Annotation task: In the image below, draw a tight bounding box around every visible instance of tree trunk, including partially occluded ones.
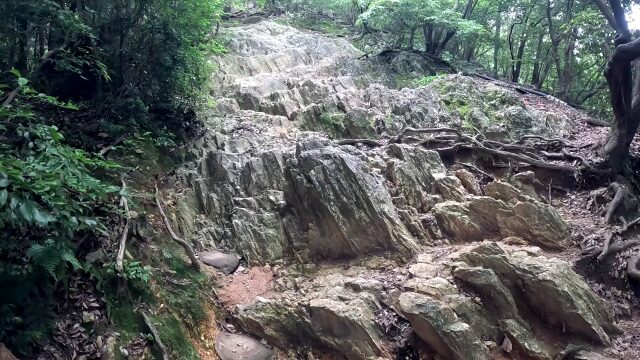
[408,27,415,50]
[512,33,527,83]
[430,30,442,55]
[15,16,29,74]
[493,9,502,77]
[423,25,433,53]
[601,36,640,172]
[593,0,640,172]
[558,29,576,100]
[464,41,475,62]
[531,33,544,88]
[435,0,475,56]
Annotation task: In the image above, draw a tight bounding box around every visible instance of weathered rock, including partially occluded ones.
[454,169,482,195]
[431,75,570,140]
[214,333,274,360]
[284,143,419,260]
[199,250,241,274]
[0,343,18,360]
[496,200,570,249]
[485,180,531,202]
[452,264,518,318]
[385,144,446,205]
[458,242,618,345]
[402,277,457,299]
[236,274,386,360]
[433,181,569,249]
[432,196,505,242]
[434,175,467,201]
[499,319,554,360]
[398,292,491,360]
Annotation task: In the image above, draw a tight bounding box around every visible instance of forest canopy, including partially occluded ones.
[280,0,640,119]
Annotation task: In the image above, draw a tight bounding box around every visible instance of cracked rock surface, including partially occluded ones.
[172,19,618,359]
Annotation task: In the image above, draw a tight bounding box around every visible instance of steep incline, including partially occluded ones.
[173,20,621,359]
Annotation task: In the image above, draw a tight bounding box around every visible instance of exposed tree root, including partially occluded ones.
[517,134,576,148]
[627,251,640,281]
[115,180,130,274]
[337,138,383,147]
[140,310,170,360]
[98,132,129,157]
[340,127,609,174]
[604,182,626,224]
[458,162,494,180]
[598,231,614,261]
[155,183,201,271]
[582,238,640,261]
[621,215,640,233]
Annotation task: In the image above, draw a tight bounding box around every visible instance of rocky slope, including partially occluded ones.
[172,19,623,359]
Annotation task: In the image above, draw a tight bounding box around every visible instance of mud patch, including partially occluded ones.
[218,266,275,309]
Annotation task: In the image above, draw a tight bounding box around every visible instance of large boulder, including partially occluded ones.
[398,292,492,360]
[432,181,570,249]
[432,196,506,242]
[283,142,419,260]
[458,242,618,345]
[236,274,387,360]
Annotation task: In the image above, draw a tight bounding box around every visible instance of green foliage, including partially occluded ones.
[359,0,484,41]
[0,0,225,147]
[155,314,201,360]
[0,81,117,354]
[316,112,346,136]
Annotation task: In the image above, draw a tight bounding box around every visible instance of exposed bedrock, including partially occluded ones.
[170,19,618,360]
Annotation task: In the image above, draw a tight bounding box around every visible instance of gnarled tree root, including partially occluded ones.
[627,251,640,281]
[155,184,201,271]
[582,238,640,261]
[604,182,626,224]
[338,127,606,174]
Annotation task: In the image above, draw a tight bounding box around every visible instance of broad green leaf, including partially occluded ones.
[19,200,35,222]
[0,189,7,206]
[33,209,55,226]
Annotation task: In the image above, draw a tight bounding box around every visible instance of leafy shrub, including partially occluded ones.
[0,77,117,355]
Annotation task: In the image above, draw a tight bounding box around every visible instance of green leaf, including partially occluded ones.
[18,200,35,223]
[61,251,82,271]
[33,209,55,226]
[17,77,29,87]
[0,189,7,206]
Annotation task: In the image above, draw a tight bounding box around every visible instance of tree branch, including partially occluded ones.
[591,0,618,32]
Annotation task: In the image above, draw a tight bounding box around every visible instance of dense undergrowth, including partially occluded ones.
[0,0,228,357]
